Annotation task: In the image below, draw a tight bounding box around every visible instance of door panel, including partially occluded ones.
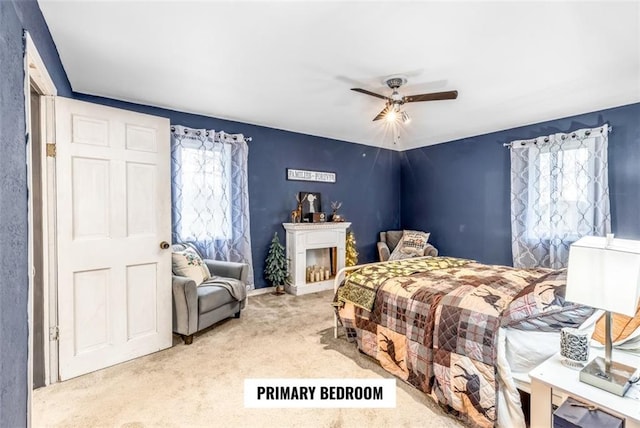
[72,157,110,239]
[125,124,157,152]
[126,162,156,236]
[73,269,110,354]
[55,97,171,380]
[126,263,158,340]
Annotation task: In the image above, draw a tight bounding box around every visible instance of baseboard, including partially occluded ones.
[247,286,276,297]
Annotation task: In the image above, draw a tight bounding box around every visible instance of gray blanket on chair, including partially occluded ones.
[200,277,247,307]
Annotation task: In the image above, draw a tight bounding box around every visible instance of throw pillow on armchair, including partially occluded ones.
[171,247,211,285]
[388,230,431,261]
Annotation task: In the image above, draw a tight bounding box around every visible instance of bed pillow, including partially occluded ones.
[388,230,430,261]
[592,304,640,345]
[172,247,211,286]
[501,269,595,331]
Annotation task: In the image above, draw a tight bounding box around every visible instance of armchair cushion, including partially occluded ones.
[198,285,239,313]
[172,247,211,286]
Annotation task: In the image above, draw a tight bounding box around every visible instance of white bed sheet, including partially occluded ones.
[497,328,525,427]
[496,328,566,427]
[505,328,560,374]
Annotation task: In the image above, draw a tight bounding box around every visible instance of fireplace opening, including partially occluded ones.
[305,247,337,283]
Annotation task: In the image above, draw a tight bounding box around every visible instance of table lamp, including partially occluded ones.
[565,234,640,396]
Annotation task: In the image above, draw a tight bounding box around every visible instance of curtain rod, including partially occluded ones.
[170,126,252,142]
[503,125,612,148]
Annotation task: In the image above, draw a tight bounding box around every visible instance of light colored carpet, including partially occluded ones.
[33,290,465,428]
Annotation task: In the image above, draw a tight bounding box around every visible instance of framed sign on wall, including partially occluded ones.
[287,168,336,183]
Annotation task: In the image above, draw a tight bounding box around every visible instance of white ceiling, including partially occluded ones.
[38,1,640,151]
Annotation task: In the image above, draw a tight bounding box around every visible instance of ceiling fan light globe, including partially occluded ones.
[386,110,397,123]
[401,111,411,124]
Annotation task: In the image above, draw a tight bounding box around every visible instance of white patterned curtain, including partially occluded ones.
[510,124,611,269]
[171,125,254,288]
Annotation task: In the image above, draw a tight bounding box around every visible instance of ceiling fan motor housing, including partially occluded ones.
[385,76,407,89]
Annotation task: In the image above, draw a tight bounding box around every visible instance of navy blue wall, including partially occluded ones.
[401,103,640,266]
[73,94,402,288]
[0,1,71,426]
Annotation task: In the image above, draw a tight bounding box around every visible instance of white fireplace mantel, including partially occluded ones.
[283,222,351,295]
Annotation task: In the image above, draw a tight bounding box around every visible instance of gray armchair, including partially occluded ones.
[377,230,438,262]
[172,243,248,345]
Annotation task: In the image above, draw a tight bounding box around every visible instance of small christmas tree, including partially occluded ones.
[264,232,291,295]
[345,230,359,267]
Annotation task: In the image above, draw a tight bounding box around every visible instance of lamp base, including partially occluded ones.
[579,356,637,396]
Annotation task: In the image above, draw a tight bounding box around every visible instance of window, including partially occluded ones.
[526,143,593,240]
[178,143,232,241]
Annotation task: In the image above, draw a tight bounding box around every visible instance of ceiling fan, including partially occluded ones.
[351,76,458,123]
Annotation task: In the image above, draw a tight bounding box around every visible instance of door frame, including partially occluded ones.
[24,30,58,418]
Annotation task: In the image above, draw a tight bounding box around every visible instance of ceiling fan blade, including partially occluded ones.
[351,88,390,101]
[404,90,458,103]
[373,106,389,121]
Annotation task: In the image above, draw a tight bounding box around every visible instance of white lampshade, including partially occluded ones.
[566,236,640,317]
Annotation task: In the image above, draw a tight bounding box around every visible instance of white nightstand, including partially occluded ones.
[529,349,640,428]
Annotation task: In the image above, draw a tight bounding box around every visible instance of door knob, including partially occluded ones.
[160,241,170,250]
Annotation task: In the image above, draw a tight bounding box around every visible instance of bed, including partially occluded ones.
[332,256,596,428]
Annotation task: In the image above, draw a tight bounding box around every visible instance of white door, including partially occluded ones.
[55,97,172,380]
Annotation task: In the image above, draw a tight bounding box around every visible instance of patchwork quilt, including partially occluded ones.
[336,256,472,311]
[335,259,594,428]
